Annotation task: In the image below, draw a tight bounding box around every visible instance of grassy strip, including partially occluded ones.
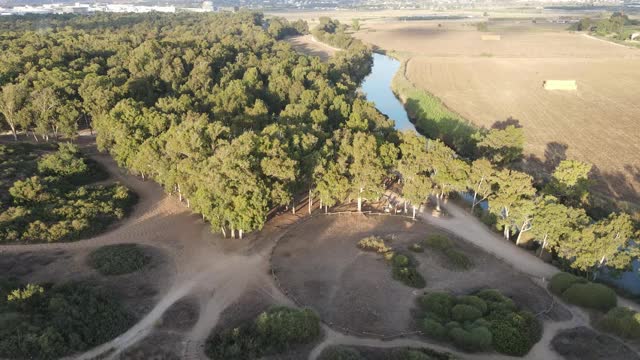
[88,244,151,276]
[423,235,473,271]
[390,57,479,158]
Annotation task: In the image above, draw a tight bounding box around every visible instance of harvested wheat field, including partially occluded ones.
[356,20,640,203]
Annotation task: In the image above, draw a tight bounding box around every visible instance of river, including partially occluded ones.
[361,53,416,131]
[361,52,640,294]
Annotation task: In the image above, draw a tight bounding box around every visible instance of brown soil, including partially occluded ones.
[285,34,338,61]
[551,326,640,360]
[157,296,200,332]
[272,214,569,337]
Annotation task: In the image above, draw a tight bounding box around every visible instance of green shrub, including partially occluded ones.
[424,235,452,250]
[409,243,424,253]
[443,248,473,270]
[419,292,454,321]
[319,346,363,360]
[458,296,488,315]
[357,236,391,253]
[549,272,587,296]
[476,289,516,312]
[0,281,133,359]
[392,266,426,289]
[600,307,640,339]
[445,321,462,332]
[449,326,492,351]
[206,307,320,360]
[88,244,150,276]
[490,320,531,356]
[255,307,320,353]
[451,304,483,322]
[421,318,447,339]
[393,254,410,267]
[562,283,617,311]
[416,289,541,355]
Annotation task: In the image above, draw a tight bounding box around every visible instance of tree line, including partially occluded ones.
[0,12,637,277]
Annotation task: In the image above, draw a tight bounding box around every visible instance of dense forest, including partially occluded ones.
[0,12,637,279]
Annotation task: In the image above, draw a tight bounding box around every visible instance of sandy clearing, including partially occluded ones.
[285,34,338,61]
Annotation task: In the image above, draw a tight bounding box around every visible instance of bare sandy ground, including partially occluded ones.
[285,34,338,61]
[272,214,569,337]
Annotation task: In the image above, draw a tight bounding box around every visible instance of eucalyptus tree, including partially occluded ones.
[545,159,593,207]
[488,169,536,241]
[563,213,637,279]
[530,197,589,257]
[477,125,524,166]
[397,131,432,218]
[426,139,469,212]
[0,82,28,140]
[467,158,497,212]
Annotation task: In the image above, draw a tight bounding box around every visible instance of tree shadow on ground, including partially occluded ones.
[491,116,522,130]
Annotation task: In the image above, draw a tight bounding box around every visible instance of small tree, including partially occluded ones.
[0,82,28,141]
[467,158,496,211]
[477,125,524,166]
[488,169,535,241]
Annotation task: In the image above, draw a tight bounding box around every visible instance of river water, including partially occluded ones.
[361,52,640,294]
[361,53,415,131]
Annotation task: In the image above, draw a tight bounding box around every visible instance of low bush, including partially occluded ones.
[319,346,363,360]
[419,292,454,321]
[600,307,640,339]
[357,236,391,253]
[562,283,617,311]
[549,272,587,296]
[424,235,452,250]
[0,281,133,359]
[392,265,426,289]
[443,248,473,270]
[88,244,150,276]
[421,318,447,339]
[393,254,410,267]
[424,235,473,270]
[451,304,483,322]
[458,295,488,315]
[416,289,540,355]
[449,326,492,351]
[205,307,320,360]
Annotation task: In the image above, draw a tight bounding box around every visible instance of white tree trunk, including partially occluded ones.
[292,197,296,214]
[412,206,416,220]
[221,227,226,238]
[239,229,243,239]
[308,190,313,214]
[231,228,235,239]
[404,201,407,213]
[357,195,362,212]
[325,205,328,213]
[539,235,548,258]
[504,226,510,241]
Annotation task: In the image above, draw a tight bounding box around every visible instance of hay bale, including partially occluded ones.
[481,35,501,41]
[543,80,577,91]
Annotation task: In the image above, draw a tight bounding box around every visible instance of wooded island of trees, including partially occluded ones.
[0,13,637,279]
